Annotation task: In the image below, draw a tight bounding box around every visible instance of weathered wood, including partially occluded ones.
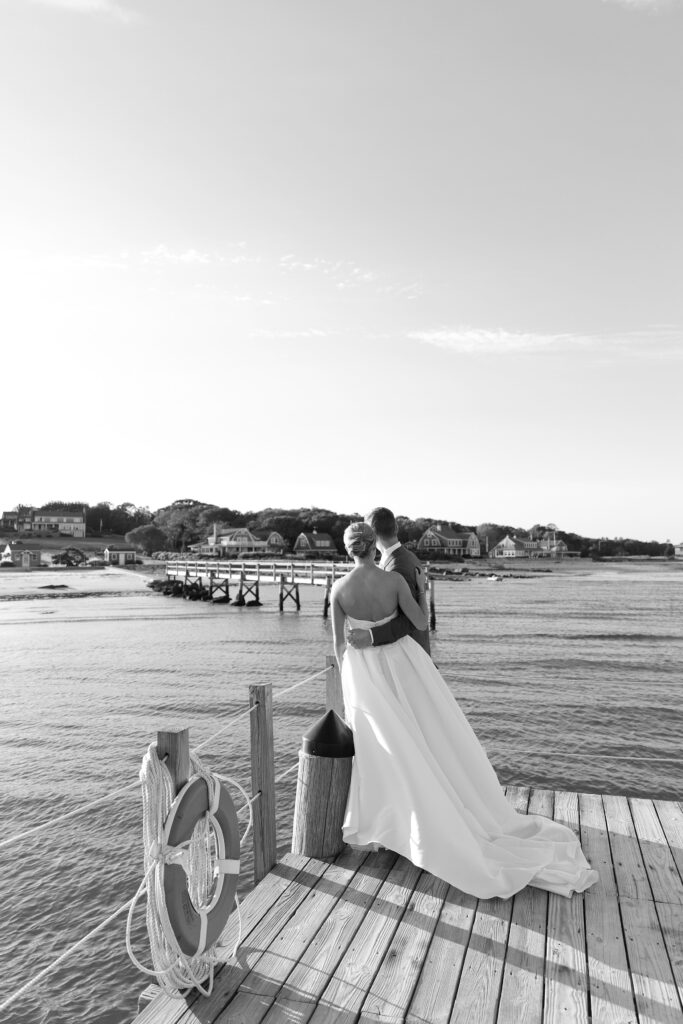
[264,851,398,1024]
[133,854,315,1024]
[222,849,368,1024]
[656,901,683,1011]
[250,682,277,884]
[448,788,529,1024]
[603,794,652,901]
[428,575,436,630]
[497,787,549,1024]
[308,857,422,1023]
[544,790,590,1024]
[360,869,449,1023]
[620,896,683,1023]
[155,727,189,795]
[630,797,683,905]
[325,654,344,719]
[655,800,683,881]
[580,792,637,1024]
[405,885,477,1024]
[291,751,352,858]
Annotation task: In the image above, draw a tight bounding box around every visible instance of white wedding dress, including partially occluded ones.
[342,613,599,899]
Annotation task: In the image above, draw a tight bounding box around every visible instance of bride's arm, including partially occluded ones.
[395,575,427,631]
[331,588,347,672]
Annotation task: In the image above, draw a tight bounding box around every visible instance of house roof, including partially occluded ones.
[37,505,86,517]
[297,531,336,548]
[105,544,136,552]
[252,528,282,540]
[494,535,527,550]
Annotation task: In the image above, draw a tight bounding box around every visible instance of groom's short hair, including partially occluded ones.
[366,507,397,540]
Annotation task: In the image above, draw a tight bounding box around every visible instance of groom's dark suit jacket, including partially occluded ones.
[370,545,431,655]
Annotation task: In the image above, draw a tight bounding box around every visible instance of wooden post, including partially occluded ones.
[326,655,344,719]
[249,683,276,884]
[429,574,436,631]
[322,576,332,619]
[156,726,190,795]
[294,583,300,610]
[278,573,284,612]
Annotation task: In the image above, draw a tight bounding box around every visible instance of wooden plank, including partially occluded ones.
[497,787,551,1024]
[447,788,531,1024]
[405,886,477,1024]
[630,799,683,905]
[359,869,450,1023]
[218,848,368,1023]
[654,800,683,883]
[308,856,423,1024]
[262,851,398,1024]
[603,794,652,902]
[579,792,618,898]
[580,793,638,1024]
[620,896,683,1023]
[656,901,683,1011]
[544,790,589,1024]
[132,854,315,1024]
[171,856,337,1024]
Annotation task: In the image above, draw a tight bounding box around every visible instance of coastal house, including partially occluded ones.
[490,532,569,558]
[417,525,481,558]
[1,543,41,567]
[293,530,338,557]
[675,542,683,559]
[103,544,137,566]
[2,505,87,538]
[199,525,288,558]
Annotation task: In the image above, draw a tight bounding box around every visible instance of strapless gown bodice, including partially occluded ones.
[346,611,398,630]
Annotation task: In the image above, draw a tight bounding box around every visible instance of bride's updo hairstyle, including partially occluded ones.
[343,521,376,559]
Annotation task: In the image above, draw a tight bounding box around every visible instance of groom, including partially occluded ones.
[346,506,431,656]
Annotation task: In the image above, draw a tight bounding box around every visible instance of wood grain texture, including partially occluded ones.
[544,789,589,1024]
[359,870,450,1023]
[603,794,652,902]
[630,798,683,906]
[620,896,683,1024]
[250,683,277,884]
[655,801,683,882]
[307,856,422,1024]
[325,655,344,719]
[262,851,398,1024]
[496,787,550,1024]
[580,793,638,1024]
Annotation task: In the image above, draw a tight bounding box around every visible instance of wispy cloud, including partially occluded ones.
[29,0,138,24]
[409,326,683,356]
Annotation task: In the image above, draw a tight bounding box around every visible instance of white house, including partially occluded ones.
[31,506,87,538]
[104,544,137,566]
[199,525,287,557]
[1,543,41,567]
[293,530,338,557]
[490,533,569,558]
[417,525,481,558]
[675,542,683,559]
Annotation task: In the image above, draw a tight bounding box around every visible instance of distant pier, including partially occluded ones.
[162,559,437,621]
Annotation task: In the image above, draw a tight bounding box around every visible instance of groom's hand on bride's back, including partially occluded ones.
[347,628,372,649]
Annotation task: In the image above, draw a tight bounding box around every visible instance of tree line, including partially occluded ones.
[10,500,674,558]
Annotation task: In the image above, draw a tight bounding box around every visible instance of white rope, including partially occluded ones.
[0,666,329,852]
[0,896,134,1016]
[125,744,253,1000]
[274,762,299,784]
[275,666,330,700]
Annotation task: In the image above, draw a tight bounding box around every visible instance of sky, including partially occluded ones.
[1,0,681,541]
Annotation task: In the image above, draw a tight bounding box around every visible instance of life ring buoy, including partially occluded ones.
[161,774,240,957]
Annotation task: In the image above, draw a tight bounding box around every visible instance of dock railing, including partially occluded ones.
[0,657,343,1017]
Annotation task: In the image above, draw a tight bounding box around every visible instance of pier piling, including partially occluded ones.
[249,683,276,884]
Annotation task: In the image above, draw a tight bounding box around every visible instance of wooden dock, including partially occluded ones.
[132,785,683,1024]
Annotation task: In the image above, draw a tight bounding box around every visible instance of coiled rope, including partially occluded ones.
[125,743,253,999]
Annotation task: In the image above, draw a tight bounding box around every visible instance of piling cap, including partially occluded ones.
[302,710,354,758]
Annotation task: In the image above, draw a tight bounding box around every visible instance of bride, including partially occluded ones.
[331,520,598,900]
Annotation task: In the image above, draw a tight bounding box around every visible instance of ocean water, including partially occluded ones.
[1,562,681,1024]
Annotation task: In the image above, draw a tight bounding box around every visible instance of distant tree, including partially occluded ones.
[125,525,168,555]
[51,547,87,566]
